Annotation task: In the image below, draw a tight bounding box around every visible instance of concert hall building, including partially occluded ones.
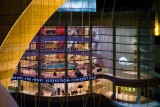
[1,0,160,107]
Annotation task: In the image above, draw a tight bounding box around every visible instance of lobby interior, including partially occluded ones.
[1,0,160,107]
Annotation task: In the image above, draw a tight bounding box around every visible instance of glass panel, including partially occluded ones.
[58,0,96,12]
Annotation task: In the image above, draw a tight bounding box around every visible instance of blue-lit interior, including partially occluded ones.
[44,63,75,69]
[57,0,96,12]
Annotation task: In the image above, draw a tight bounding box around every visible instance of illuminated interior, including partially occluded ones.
[9,25,155,103]
[1,0,160,106]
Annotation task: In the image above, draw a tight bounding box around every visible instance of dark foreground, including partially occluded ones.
[11,92,120,107]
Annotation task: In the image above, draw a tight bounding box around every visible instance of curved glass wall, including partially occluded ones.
[9,25,154,103]
[139,28,155,77]
[92,26,113,75]
[115,27,155,79]
[116,27,138,78]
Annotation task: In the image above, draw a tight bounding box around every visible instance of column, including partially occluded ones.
[29,41,32,70]
[37,33,42,95]
[137,27,140,79]
[136,23,141,103]
[112,24,116,100]
[136,88,141,103]
[89,25,93,92]
[136,13,141,102]
[65,26,68,95]
[17,61,21,91]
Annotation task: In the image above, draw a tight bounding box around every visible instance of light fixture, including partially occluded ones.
[119,57,133,65]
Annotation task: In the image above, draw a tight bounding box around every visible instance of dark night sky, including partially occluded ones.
[97,0,160,45]
[97,0,151,11]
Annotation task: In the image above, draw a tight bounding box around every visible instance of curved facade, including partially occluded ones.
[0,0,66,88]
[9,11,158,103]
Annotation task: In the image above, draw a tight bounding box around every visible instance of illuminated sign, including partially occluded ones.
[11,74,97,83]
[58,0,96,12]
[119,57,133,65]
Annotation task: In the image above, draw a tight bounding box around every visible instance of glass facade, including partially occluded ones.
[9,25,155,103]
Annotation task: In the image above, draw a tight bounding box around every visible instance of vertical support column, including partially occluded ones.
[72,41,75,49]
[89,25,93,92]
[136,88,141,103]
[112,24,116,100]
[113,25,116,77]
[65,26,68,95]
[112,82,116,100]
[17,61,21,91]
[137,27,140,79]
[37,34,42,95]
[29,42,32,70]
[136,25,141,103]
